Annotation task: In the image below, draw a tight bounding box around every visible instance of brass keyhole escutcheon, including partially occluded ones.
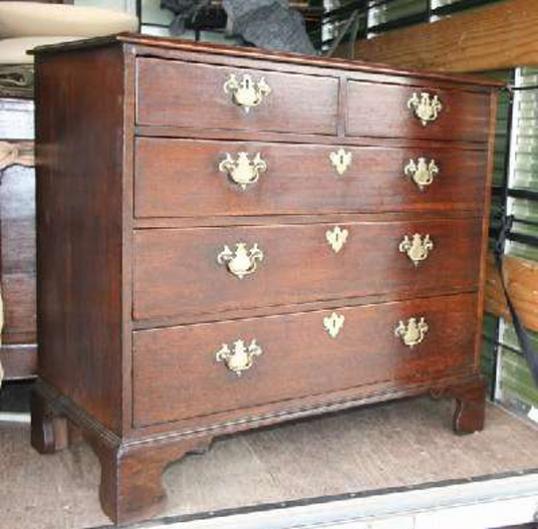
[326,226,349,253]
[329,148,352,176]
[323,311,345,338]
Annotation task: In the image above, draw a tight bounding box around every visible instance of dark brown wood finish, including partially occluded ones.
[87,431,212,525]
[31,388,69,454]
[31,35,500,524]
[136,127,492,150]
[137,58,339,135]
[473,92,498,372]
[136,57,491,142]
[133,293,477,427]
[134,218,482,322]
[135,138,488,218]
[346,81,491,142]
[34,46,125,434]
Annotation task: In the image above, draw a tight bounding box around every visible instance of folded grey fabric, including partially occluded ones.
[223,0,316,55]
[161,0,316,55]
[223,0,286,21]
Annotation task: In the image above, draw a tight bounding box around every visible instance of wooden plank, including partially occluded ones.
[345,0,538,72]
[485,252,538,332]
[0,344,37,380]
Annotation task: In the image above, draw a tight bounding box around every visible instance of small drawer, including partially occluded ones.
[133,218,482,322]
[133,292,477,427]
[135,138,488,218]
[346,81,491,142]
[136,58,339,135]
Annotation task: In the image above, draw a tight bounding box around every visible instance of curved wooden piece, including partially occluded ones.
[88,435,213,525]
[30,389,68,454]
[431,377,486,435]
[451,378,487,434]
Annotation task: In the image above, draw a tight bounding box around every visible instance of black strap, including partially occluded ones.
[494,215,538,386]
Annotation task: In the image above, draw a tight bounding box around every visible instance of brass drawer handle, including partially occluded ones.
[395,317,429,348]
[326,225,349,253]
[404,158,439,191]
[223,73,271,112]
[219,152,267,190]
[407,92,442,126]
[399,233,433,266]
[329,148,352,176]
[217,242,264,279]
[323,311,345,338]
[216,338,262,376]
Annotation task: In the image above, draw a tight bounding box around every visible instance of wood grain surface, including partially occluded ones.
[35,46,125,435]
[485,252,538,332]
[350,0,538,73]
[135,138,488,218]
[133,293,477,426]
[137,58,339,135]
[346,81,491,142]
[133,218,482,322]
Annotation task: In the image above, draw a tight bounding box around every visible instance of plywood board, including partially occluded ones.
[485,252,538,332]
[345,0,538,72]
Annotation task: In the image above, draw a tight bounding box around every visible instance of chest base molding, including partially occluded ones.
[31,374,486,524]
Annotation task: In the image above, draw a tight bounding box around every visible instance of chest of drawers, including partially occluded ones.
[30,34,501,524]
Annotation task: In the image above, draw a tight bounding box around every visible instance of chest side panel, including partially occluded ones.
[35,46,126,434]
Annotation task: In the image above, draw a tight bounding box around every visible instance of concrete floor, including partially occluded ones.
[1,397,537,529]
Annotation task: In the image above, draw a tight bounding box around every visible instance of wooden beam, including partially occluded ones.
[0,344,37,380]
[344,0,538,73]
[485,252,538,332]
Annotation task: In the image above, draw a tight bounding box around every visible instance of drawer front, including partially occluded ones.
[133,293,477,427]
[133,218,482,321]
[136,58,338,135]
[135,138,487,218]
[347,81,491,142]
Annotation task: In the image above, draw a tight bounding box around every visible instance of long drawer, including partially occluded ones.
[134,138,488,218]
[136,58,339,135]
[346,81,491,142]
[133,292,477,427]
[133,218,482,321]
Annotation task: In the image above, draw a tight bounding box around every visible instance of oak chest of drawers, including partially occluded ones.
[31,34,501,524]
